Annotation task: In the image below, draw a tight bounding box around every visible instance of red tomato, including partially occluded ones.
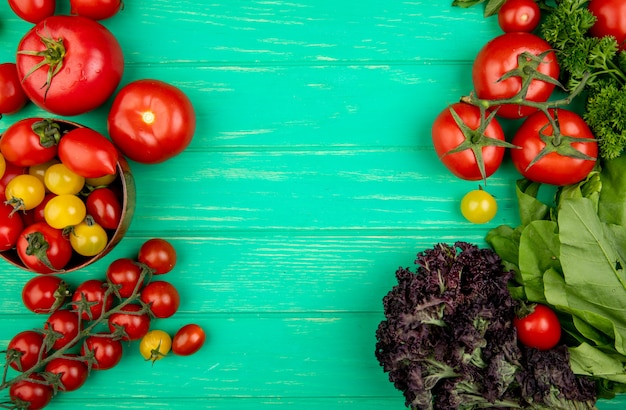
[108,79,196,164]
[510,108,598,186]
[16,15,124,116]
[140,280,180,318]
[0,202,24,251]
[9,374,53,410]
[431,102,508,181]
[45,355,89,391]
[498,0,541,33]
[108,303,151,341]
[70,0,122,20]
[138,238,177,274]
[0,161,27,200]
[81,333,123,370]
[514,304,561,350]
[86,187,122,229]
[6,330,46,371]
[72,279,114,320]
[588,0,626,51]
[472,32,560,119]
[22,274,69,314]
[58,127,119,178]
[45,309,81,350]
[23,192,55,226]
[8,0,56,24]
[16,221,73,274]
[0,118,60,167]
[106,257,146,298]
[0,63,29,115]
[172,324,206,356]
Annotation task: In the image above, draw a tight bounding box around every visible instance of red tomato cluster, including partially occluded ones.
[6,238,205,409]
[432,0,598,187]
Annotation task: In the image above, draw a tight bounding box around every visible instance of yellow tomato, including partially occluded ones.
[85,173,117,187]
[28,158,60,188]
[44,194,87,229]
[70,219,108,256]
[5,174,46,211]
[460,189,498,224]
[44,163,85,195]
[139,330,172,364]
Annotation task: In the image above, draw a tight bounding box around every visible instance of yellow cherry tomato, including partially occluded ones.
[44,194,87,229]
[0,153,6,179]
[70,218,108,256]
[44,163,85,195]
[139,330,172,364]
[5,174,46,211]
[29,158,60,188]
[85,173,117,187]
[460,189,498,224]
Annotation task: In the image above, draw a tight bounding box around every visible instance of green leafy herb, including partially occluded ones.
[451,0,506,16]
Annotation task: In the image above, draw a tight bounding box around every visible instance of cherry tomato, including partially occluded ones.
[81,333,123,370]
[0,118,60,167]
[85,173,117,187]
[23,193,55,226]
[138,238,177,274]
[0,161,27,201]
[44,355,89,391]
[70,218,108,256]
[8,0,56,24]
[106,257,146,298]
[108,303,151,341]
[44,163,85,195]
[70,0,122,20]
[0,202,24,251]
[108,79,196,164]
[5,174,46,212]
[472,32,560,119]
[16,221,73,274]
[140,280,180,318]
[6,330,46,371]
[44,194,87,229]
[588,0,626,51]
[510,109,598,186]
[45,309,81,350]
[86,187,122,229]
[9,374,53,410]
[71,279,113,320]
[0,63,29,115]
[514,303,561,350]
[460,189,498,224]
[497,0,541,33]
[28,158,60,188]
[58,127,119,178]
[431,102,507,181]
[172,324,206,356]
[22,274,70,314]
[16,15,124,116]
[139,329,172,363]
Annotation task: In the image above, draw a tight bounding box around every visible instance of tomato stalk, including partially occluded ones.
[30,119,62,149]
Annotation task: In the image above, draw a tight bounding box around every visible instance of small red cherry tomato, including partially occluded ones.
[45,309,82,350]
[71,279,114,320]
[0,202,24,251]
[106,257,146,298]
[140,280,180,318]
[9,374,53,410]
[81,333,123,370]
[108,303,151,341]
[44,355,89,391]
[0,63,29,115]
[498,0,541,33]
[8,0,56,24]
[6,330,46,371]
[172,324,206,356]
[514,303,562,350]
[70,0,123,20]
[22,274,70,314]
[138,238,177,274]
[86,187,122,229]
[16,221,73,274]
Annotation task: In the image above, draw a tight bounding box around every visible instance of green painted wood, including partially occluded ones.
[0,1,623,409]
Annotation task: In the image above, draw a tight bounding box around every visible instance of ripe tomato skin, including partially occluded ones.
[58,128,119,178]
[140,280,181,318]
[172,324,206,356]
[460,189,498,224]
[16,221,73,273]
[472,32,559,119]
[6,330,46,371]
[44,193,87,229]
[81,333,123,370]
[514,304,561,350]
[139,329,172,362]
[0,63,29,115]
[0,202,24,251]
[16,15,124,116]
[0,162,27,201]
[138,238,177,274]
[45,309,81,350]
[0,118,60,167]
[432,102,507,181]
[9,374,53,410]
[70,0,122,20]
[108,303,151,341]
[70,218,108,256]
[8,0,56,24]
[108,79,196,164]
[510,109,598,186]
[72,279,113,320]
[86,187,122,230]
[106,257,145,298]
[588,0,626,51]
[44,355,89,391]
[498,0,541,33]
[5,174,46,212]
[22,274,69,314]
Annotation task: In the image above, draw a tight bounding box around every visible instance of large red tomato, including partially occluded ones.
[107,79,196,164]
[472,32,560,119]
[588,0,626,51]
[16,221,73,274]
[16,15,124,116]
[0,63,29,115]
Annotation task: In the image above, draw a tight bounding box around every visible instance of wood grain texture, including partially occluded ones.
[0,1,622,408]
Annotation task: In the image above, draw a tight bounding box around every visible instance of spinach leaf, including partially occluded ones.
[518,220,560,303]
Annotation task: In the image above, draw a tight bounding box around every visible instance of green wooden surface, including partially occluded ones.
[0,1,623,408]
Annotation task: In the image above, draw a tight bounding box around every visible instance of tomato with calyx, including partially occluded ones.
[0,118,60,167]
[72,279,113,320]
[45,355,89,391]
[108,79,196,164]
[432,102,512,181]
[106,257,146,298]
[140,329,172,363]
[58,127,119,178]
[0,63,29,115]
[70,0,122,20]
[514,303,561,350]
[588,0,626,51]
[22,275,70,314]
[510,108,598,186]
[9,374,53,410]
[140,280,180,318]
[472,32,560,119]
[81,333,123,370]
[16,221,73,273]
[44,309,81,350]
[8,0,55,24]
[16,15,124,116]
[498,0,541,33]
[5,174,46,213]
[108,303,151,341]
[6,330,47,371]
[86,187,122,229]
